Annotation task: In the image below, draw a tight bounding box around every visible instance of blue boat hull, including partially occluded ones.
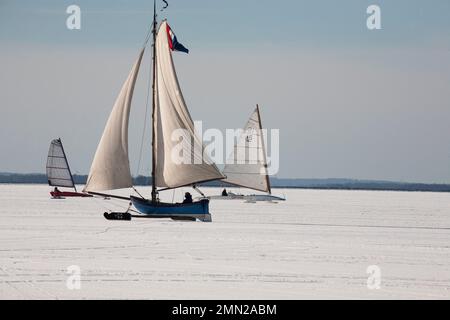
[130,196,212,222]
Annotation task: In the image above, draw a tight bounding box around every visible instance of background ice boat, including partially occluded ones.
[209,105,285,202]
[46,138,92,199]
[83,3,224,222]
[208,191,244,200]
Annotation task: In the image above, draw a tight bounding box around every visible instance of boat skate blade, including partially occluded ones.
[104,212,132,221]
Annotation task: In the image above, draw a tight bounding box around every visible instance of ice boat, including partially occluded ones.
[83,2,224,222]
[46,138,92,198]
[209,106,285,202]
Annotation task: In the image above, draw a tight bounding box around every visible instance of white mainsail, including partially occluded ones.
[154,21,224,188]
[46,139,75,189]
[84,49,145,192]
[222,107,271,193]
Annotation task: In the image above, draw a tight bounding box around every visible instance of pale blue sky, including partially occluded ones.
[1,1,450,183]
[2,0,450,48]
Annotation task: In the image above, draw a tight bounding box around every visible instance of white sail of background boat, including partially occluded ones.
[223,105,271,193]
[83,2,224,221]
[46,138,92,198]
[210,105,285,202]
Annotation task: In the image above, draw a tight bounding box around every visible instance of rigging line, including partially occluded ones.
[135,11,156,176]
[142,20,153,48]
[193,185,205,198]
[92,195,126,213]
[161,0,169,11]
[128,209,140,214]
[135,46,153,179]
[132,186,145,199]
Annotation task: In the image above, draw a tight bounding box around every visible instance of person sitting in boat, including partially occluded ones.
[222,188,228,196]
[183,192,193,204]
[54,187,60,193]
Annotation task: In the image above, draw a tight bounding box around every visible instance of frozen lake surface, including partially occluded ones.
[0,184,449,299]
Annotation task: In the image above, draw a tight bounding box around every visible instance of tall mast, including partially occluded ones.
[256,104,271,195]
[151,0,158,202]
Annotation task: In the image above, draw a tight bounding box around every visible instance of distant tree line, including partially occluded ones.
[0,173,152,186]
[1,173,450,193]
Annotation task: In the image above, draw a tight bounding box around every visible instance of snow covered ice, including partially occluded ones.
[0,184,449,299]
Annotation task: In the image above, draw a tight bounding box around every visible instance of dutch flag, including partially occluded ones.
[166,23,189,54]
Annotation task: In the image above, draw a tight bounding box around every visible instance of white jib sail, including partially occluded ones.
[84,49,145,192]
[46,139,75,188]
[154,21,224,188]
[222,107,271,193]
